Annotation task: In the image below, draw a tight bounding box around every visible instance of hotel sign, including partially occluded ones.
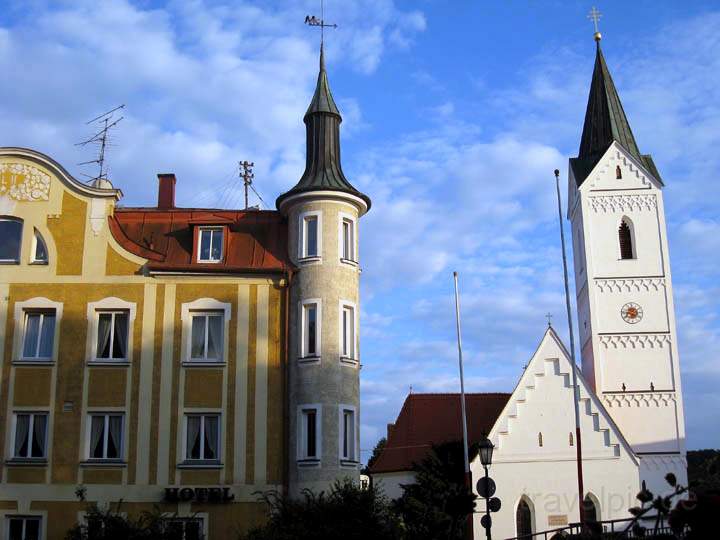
[164,487,235,503]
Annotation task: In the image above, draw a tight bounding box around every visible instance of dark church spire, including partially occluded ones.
[276,45,371,211]
[571,38,662,186]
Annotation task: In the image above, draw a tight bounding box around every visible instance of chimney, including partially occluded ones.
[157,173,176,209]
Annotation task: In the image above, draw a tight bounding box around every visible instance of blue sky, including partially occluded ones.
[1,1,718,461]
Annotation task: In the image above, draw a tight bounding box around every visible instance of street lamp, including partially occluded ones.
[478,438,495,540]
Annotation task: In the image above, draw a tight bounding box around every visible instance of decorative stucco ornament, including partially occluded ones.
[0,162,51,201]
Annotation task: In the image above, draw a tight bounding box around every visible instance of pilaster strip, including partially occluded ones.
[135,283,157,484]
[254,285,269,486]
[233,285,250,483]
[245,285,258,484]
[156,283,176,485]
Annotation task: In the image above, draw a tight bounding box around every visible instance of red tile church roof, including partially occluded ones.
[369,393,511,474]
[109,208,292,273]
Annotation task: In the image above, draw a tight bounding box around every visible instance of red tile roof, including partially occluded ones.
[369,393,511,474]
[109,208,292,273]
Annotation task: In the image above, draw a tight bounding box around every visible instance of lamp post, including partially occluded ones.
[478,438,495,540]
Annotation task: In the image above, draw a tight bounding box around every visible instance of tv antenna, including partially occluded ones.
[76,104,125,184]
[305,0,337,45]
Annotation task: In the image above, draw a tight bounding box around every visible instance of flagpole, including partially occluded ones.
[453,271,473,539]
[553,169,586,528]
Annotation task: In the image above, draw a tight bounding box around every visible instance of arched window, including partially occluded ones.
[584,494,600,523]
[616,165,622,179]
[0,217,23,263]
[569,432,574,446]
[618,219,634,260]
[538,432,543,447]
[32,229,48,264]
[516,497,534,539]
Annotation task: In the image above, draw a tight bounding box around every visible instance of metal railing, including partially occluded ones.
[504,514,681,540]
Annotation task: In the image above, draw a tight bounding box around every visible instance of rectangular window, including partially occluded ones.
[12,413,47,459]
[21,311,55,360]
[162,518,204,540]
[341,408,356,461]
[190,312,224,362]
[300,408,318,459]
[198,227,223,262]
[185,414,220,461]
[88,414,124,460]
[302,215,319,258]
[95,311,129,360]
[341,217,355,261]
[6,516,41,540]
[341,304,355,359]
[0,218,23,263]
[302,303,319,358]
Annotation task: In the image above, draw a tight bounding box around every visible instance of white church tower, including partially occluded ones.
[568,33,687,492]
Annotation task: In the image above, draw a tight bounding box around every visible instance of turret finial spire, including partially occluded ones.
[588,6,602,42]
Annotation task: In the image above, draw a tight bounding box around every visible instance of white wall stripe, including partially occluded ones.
[135,283,156,484]
[156,284,176,485]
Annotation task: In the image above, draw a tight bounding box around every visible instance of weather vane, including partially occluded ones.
[305,0,337,45]
[588,6,602,41]
[546,312,553,327]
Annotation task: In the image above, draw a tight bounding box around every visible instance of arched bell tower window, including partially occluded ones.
[616,165,622,179]
[516,497,534,539]
[618,219,635,260]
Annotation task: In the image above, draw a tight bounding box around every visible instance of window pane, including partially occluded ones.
[185,520,202,540]
[14,414,30,457]
[206,315,223,360]
[112,313,128,359]
[24,518,40,540]
[96,313,112,358]
[203,416,219,460]
[187,416,201,459]
[306,306,316,356]
[8,518,24,540]
[107,416,122,458]
[191,316,206,359]
[90,416,105,458]
[210,230,222,260]
[31,415,47,458]
[306,410,316,458]
[34,231,48,262]
[199,230,211,260]
[23,313,41,357]
[38,314,55,358]
[0,219,22,262]
[305,217,317,257]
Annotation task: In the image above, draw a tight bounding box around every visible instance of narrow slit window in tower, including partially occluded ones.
[619,220,634,260]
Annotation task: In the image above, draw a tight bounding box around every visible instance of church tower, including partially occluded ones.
[568,34,687,489]
[276,45,370,496]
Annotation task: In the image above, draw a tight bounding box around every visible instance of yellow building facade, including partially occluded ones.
[0,148,289,539]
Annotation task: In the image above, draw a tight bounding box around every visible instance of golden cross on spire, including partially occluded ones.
[588,6,603,41]
[546,312,553,327]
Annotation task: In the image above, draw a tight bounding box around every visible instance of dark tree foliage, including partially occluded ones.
[393,441,476,540]
[240,479,403,540]
[686,449,720,495]
[363,437,387,474]
[64,501,193,540]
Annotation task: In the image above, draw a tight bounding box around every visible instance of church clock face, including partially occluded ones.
[621,302,643,324]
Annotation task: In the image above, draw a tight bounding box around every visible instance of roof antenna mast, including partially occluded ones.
[305,0,338,49]
[76,104,125,185]
[240,160,255,210]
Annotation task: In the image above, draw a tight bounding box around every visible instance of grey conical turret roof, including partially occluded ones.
[276,45,371,211]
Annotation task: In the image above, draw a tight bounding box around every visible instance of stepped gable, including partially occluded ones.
[369,393,510,474]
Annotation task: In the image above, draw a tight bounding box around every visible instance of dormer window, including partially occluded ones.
[197,227,223,263]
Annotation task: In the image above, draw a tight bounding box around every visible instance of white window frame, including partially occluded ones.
[13,298,63,364]
[338,405,358,464]
[338,212,357,264]
[181,299,231,365]
[30,229,48,265]
[159,513,208,540]
[197,226,224,263]
[86,298,137,364]
[0,217,23,264]
[11,412,49,460]
[298,210,322,261]
[85,413,125,461]
[338,300,358,366]
[298,299,321,362]
[161,516,207,540]
[297,404,321,464]
[19,311,55,361]
[182,413,222,462]
[4,515,43,540]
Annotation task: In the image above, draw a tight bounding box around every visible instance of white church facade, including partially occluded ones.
[370,35,687,540]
